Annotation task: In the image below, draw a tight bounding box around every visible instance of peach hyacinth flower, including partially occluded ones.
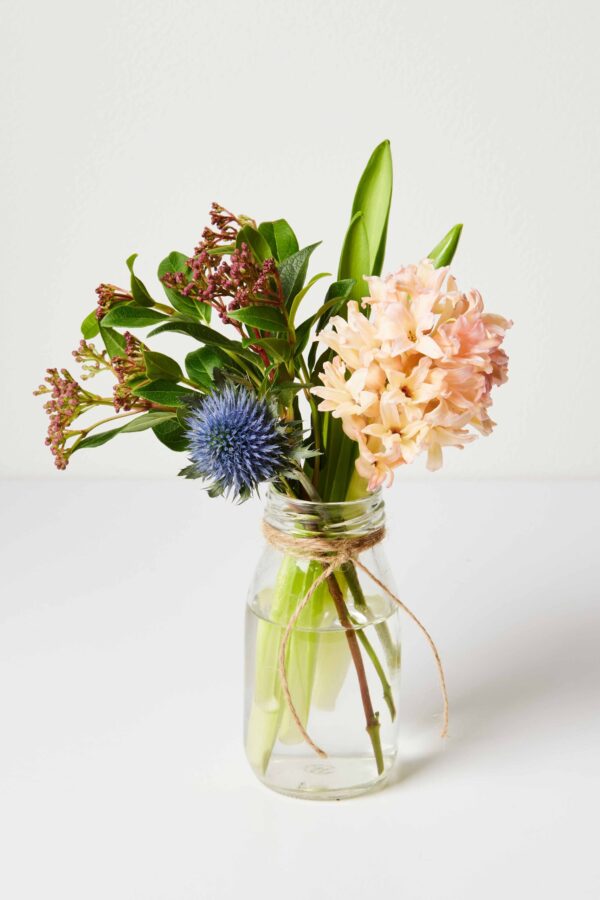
[312,259,512,490]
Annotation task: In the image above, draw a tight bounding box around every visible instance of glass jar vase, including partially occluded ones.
[244,489,401,800]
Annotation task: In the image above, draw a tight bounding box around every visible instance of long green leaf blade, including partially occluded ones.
[288,272,331,327]
[351,139,393,276]
[338,212,370,301]
[428,224,463,268]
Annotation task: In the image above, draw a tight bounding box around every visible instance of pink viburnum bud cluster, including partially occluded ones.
[33,369,88,469]
[160,203,281,328]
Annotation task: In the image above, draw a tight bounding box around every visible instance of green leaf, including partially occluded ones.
[267,380,305,405]
[288,272,331,327]
[241,337,291,362]
[81,310,100,339]
[258,220,299,261]
[338,212,370,300]
[294,319,318,359]
[120,411,177,432]
[75,428,123,450]
[101,305,168,328]
[315,278,355,318]
[126,254,155,307]
[325,421,359,501]
[99,324,127,359]
[185,346,230,389]
[228,305,287,332]
[236,225,273,263]
[152,418,188,451]
[142,349,184,382]
[149,318,261,369]
[73,411,178,453]
[158,251,210,322]
[428,224,463,269]
[131,379,197,407]
[279,243,321,303]
[351,139,393,276]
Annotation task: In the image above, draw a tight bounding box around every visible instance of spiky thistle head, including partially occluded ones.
[181,384,300,501]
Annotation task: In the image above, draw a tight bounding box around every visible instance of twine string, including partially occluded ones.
[262,521,449,757]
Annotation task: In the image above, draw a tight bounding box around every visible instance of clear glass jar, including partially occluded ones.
[244,489,401,800]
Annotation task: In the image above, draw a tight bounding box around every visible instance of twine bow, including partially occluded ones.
[262,521,449,758]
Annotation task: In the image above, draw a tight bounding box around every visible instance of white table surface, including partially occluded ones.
[1,479,599,899]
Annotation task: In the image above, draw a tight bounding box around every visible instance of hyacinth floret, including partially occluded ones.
[182,385,298,500]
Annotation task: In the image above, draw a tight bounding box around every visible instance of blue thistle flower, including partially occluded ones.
[181,385,296,500]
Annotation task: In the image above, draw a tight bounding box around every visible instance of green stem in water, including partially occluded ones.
[325,572,384,776]
[342,560,400,673]
[353,622,396,721]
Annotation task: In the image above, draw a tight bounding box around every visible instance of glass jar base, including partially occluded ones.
[255,753,396,801]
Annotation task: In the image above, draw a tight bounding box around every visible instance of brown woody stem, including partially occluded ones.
[325,571,384,775]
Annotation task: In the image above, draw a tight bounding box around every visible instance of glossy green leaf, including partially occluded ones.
[279,243,321,303]
[142,349,184,382]
[149,318,253,359]
[294,319,317,359]
[428,224,463,268]
[131,379,196,407]
[152,418,188,451]
[75,428,123,450]
[242,337,291,362]
[158,251,210,322]
[258,220,299,261]
[126,254,155,307]
[236,225,273,263]
[351,140,393,276]
[81,310,100,339]
[228,305,287,332]
[99,325,127,359]
[73,411,178,452]
[267,380,306,405]
[338,212,370,300]
[185,346,230,389]
[120,411,177,433]
[101,305,168,328]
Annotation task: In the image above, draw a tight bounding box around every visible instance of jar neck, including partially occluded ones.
[264,488,385,538]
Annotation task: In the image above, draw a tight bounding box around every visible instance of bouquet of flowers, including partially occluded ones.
[36,141,511,797]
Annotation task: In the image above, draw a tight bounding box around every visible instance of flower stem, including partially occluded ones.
[325,572,384,775]
[298,357,322,484]
[342,560,400,672]
[353,624,396,721]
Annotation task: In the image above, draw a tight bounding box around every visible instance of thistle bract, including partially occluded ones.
[182,385,295,500]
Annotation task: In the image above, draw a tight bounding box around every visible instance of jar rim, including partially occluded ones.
[266,485,383,511]
[264,486,385,537]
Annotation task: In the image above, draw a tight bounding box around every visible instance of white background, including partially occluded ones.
[2,3,600,899]
[1,0,599,478]
[1,481,599,899]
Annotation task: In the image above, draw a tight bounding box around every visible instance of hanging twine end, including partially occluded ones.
[440,705,450,739]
